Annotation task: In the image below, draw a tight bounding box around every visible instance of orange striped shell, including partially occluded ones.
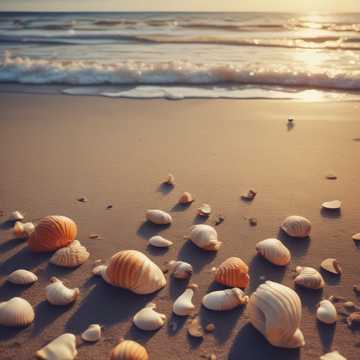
[111,340,149,360]
[214,257,249,289]
[28,215,77,252]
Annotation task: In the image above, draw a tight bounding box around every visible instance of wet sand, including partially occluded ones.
[0,93,359,359]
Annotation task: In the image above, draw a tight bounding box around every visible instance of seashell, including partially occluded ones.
[294,266,324,289]
[145,209,172,225]
[186,224,222,251]
[0,297,35,327]
[320,351,347,360]
[81,324,101,342]
[168,260,193,279]
[164,173,175,186]
[247,281,305,348]
[202,288,248,311]
[13,221,35,238]
[111,340,149,360]
[187,316,204,338]
[133,302,166,331]
[321,258,342,275]
[28,215,77,252]
[46,277,79,306]
[197,203,211,216]
[213,257,249,289]
[9,210,24,222]
[7,269,38,285]
[148,235,173,248]
[105,250,166,294]
[36,333,77,360]
[352,233,360,241]
[50,240,89,268]
[241,189,257,201]
[316,300,337,324]
[281,215,311,238]
[256,238,291,266]
[347,311,360,327]
[179,192,194,204]
[173,284,198,316]
[322,200,341,210]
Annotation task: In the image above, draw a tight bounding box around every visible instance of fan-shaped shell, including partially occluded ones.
[320,351,346,360]
[281,215,311,238]
[81,324,102,342]
[111,340,149,360]
[247,281,305,348]
[28,215,77,252]
[133,303,166,331]
[145,209,172,225]
[46,277,79,306]
[256,238,291,266]
[105,250,166,294]
[202,288,249,311]
[0,297,35,327]
[213,257,249,289]
[316,300,337,324]
[322,200,341,210]
[294,266,324,289]
[50,240,89,268]
[36,333,77,360]
[179,192,194,204]
[173,284,198,316]
[187,224,222,251]
[7,269,38,285]
[148,235,173,248]
[168,260,193,279]
[13,221,35,238]
[9,211,24,222]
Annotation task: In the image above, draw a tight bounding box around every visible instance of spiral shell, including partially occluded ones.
[46,277,79,306]
[7,269,38,285]
[105,250,166,294]
[187,224,222,251]
[28,215,77,252]
[13,221,35,238]
[50,240,89,268]
[281,215,311,238]
[36,333,77,360]
[81,324,102,342]
[316,300,337,324]
[213,257,249,289]
[202,288,249,311]
[168,260,193,279]
[247,281,305,348]
[179,192,194,204]
[111,340,149,360]
[173,284,198,316]
[256,238,291,266]
[294,266,324,289]
[133,303,166,331]
[0,297,35,327]
[145,209,172,225]
[148,235,173,248]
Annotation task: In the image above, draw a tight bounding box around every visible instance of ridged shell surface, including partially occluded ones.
[36,333,77,360]
[256,238,291,266]
[316,300,337,324]
[281,215,311,238]
[145,210,172,225]
[46,278,79,306]
[213,257,249,288]
[0,297,35,327]
[50,240,89,267]
[188,224,222,251]
[294,266,324,289]
[111,340,149,360]
[202,288,249,311]
[133,303,166,331]
[7,269,38,285]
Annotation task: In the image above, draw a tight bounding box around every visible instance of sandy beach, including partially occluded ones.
[0,93,360,359]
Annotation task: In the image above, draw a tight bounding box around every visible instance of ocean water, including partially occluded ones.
[0,11,360,100]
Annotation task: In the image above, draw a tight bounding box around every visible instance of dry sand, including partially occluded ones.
[0,93,359,359]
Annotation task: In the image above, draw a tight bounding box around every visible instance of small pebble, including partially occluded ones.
[106,205,113,209]
[325,173,337,180]
[241,189,257,201]
[77,197,88,203]
[249,217,258,226]
[205,323,216,332]
[214,215,224,226]
[89,234,101,239]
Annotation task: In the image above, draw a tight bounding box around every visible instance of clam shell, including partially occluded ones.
[7,269,38,285]
[9,210,24,221]
[197,203,211,216]
[0,297,35,327]
[13,221,35,238]
[213,257,249,289]
[168,260,193,279]
[316,299,337,324]
[202,288,248,311]
[294,266,324,289]
[81,324,101,342]
[256,238,291,266]
[322,200,341,210]
[352,233,360,241]
[320,351,347,360]
[36,333,77,360]
[145,209,172,225]
[111,340,149,360]
[187,224,222,251]
[321,258,342,275]
[173,284,198,316]
[50,240,89,268]
[133,303,166,331]
[148,235,173,248]
[281,215,311,238]
[179,192,194,204]
[46,277,79,306]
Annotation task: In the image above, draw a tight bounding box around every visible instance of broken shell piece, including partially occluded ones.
[347,311,360,327]
[50,240,89,268]
[354,284,360,294]
[111,340,149,360]
[294,266,324,290]
[256,238,291,266]
[187,316,204,338]
[0,297,35,327]
[13,221,35,238]
[213,257,249,289]
[36,333,77,360]
[164,173,175,186]
[197,203,211,217]
[321,258,342,275]
[133,303,166,331]
[8,211,24,222]
[7,269,38,285]
[168,260,193,279]
[325,174,337,180]
[46,277,80,306]
[202,288,248,311]
[316,300,337,324]
[173,284,198,316]
[281,215,311,238]
[322,200,342,210]
[186,224,222,251]
[179,192,194,204]
[352,233,360,241]
[146,209,172,225]
[93,264,107,276]
[241,189,257,201]
[214,215,224,226]
[148,235,173,248]
[81,324,102,342]
[320,351,347,360]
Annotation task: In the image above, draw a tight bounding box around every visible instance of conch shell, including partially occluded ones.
[173,284,198,316]
[145,209,172,225]
[178,192,194,204]
[148,235,173,248]
[46,277,79,306]
[316,300,337,324]
[81,324,102,342]
[213,257,249,289]
[50,240,89,268]
[111,340,149,360]
[36,333,77,360]
[247,281,305,348]
[281,215,311,238]
[186,224,222,251]
[202,288,248,311]
[294,266,324,289]
[13,221,35,238]
[105,250,166,294]
[168,260,193,279]
[28,215,77,252]
[256,238,291,266]
[0,297,35,327]
[7,269,38,285]
[133,303,166,331]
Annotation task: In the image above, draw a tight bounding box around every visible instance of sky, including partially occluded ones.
[0,0,360,12]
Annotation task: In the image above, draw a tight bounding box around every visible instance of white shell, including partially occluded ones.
[202,288,249,311]
[46,277,79,306]
[320,351,347,360]
[294,266,324,289]
[187,224,222,251]
[9,210,24,221]
[50,240,89,268]
[7,269,38,285]
[93,264,107,276]
[352,233,360,241]
[145,209,172,225]
[197,203,211,216]
[247,281,305,348]
[320,258,342,275]
[36,333,77,360]
[81,324,102,342]
[164,173,175,185]
[173,284,198,316]
[13,221,35,238]
[281,215,311,238]
[256,238,291,266]
[322,200,342,210]
[316,300,337,324]
[0,297,35,327]
[168,260,193,279]
[133,303,166,331]
[148,235,173,248]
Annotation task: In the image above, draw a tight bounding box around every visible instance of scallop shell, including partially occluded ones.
[164,173,175,186]
[256,238,291,266]
[7,269,38,285]
[36,333,77,360]
[46,277,79,306]
[105,250,166,294]
[9,210,24,221]
[247,281,305,348]
[179,192,194,204]
[197,203,211,216]
[202,288,249,311]
[0,297,35,327]
[50,240,89,268]
[148,235,173,248]
[186,224,222,251]
[145,209,172,225]
[281,215,311,238]
[28,215,77,252]
[133,303,166,331]
[81,324,102,342]
[168,260,193,279]
[111,340,149,360]
[320,351,347,360]
[316,300,337,324]
[13,221,35,238]
[213,257,249,289]
[294,266,325,289]
[173,284,198,316]
[321,258,342,275]
[322,200,341,210]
